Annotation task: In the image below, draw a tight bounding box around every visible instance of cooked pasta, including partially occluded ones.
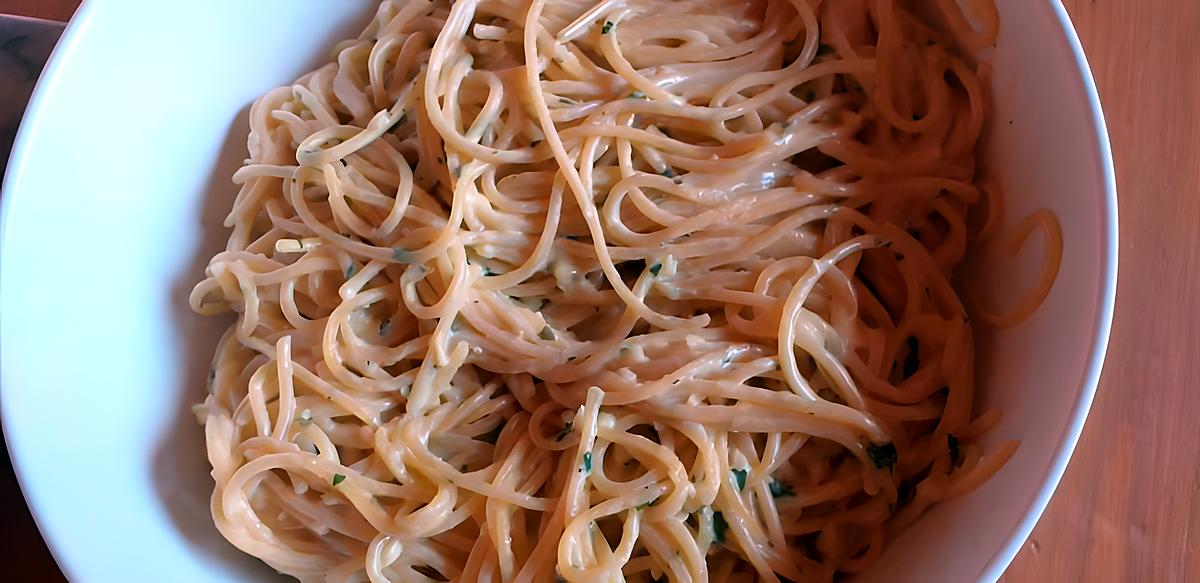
[189,0,1055,580]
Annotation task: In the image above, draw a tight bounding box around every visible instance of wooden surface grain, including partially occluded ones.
[1,0,1198,581]
[1,0,73,22]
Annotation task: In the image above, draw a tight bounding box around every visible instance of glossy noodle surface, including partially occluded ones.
[190,0,1040,580]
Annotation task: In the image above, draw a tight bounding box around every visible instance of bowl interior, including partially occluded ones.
[0,1,1113,581]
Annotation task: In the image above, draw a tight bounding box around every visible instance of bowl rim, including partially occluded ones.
[0,1,1118,581]
[2,3,101,580]
[974,1,1117,580]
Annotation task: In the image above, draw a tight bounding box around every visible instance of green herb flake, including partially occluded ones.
[732,468,748,491]
[712,511,729,544]
[659,167,676,178]
[332,473,346,486]
[582,451,593,473]
[392,248,413,262]
[629,90,647,100]
[379,318,391,337]
[601,20,614,34]
[555,421,574,442]
[344,263,356,280]
[769,479,795,498]
[638,496,661,510]
[649,263,662,276]
[866,442,898,470]
[480,424,503,444]
[538,326,556,341]
[948,433,961,464]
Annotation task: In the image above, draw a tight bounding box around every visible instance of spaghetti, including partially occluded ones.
[189,0,1055,580]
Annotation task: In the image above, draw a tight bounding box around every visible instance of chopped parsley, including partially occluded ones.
[649,263,662,276]
[866,442,898,470]
[601,20,614,34]
[392,248,413,262]
[629,90,647,99]
[638,496,660,510]
[948,433,961,464]
[332,473,346,486]
[555,421,574,441]
[659,167,676,178]
[769,479,795,498]
[538,326,556,341]
[345,263,356,279]
[582,451,593,473]
[732,468,748,491]
[712,511,729,544]
[379,318,391,337]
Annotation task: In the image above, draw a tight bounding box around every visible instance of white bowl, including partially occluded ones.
[0,1,1115,581]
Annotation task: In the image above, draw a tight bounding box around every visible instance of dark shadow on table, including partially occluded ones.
[0,14,67,581]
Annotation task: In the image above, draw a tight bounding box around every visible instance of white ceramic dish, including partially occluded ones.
[0,1,1115,581]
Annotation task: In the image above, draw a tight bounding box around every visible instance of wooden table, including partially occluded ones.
[2,1,1198,581]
